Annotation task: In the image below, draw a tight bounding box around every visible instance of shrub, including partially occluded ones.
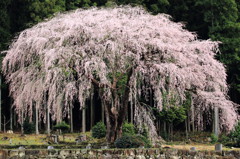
[23,121,35,134]
[210,134,218,144]
[114,134,151,148]
[53,121,70,132]
[114,135,144,148]
[140,126,149,139]
[219,134,230,145]
[122,122,135,136]
[229,121,240,147]
[134,134,152,148]
[92,122,106,139]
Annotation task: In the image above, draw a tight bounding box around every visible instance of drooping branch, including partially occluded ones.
[2,6,238,141]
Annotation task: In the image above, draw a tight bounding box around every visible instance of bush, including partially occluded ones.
[53,121,70,132]
[122,122,135,136]
[229,121,240,147]
[23,121,35,134]
[114,135,144,148]
[134,134,152,148]
[140,126,149,139]
[219,134,230,145]
[92,122,106,139]
[210,134,218,144]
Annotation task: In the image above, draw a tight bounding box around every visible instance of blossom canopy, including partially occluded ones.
[2,6,238,137]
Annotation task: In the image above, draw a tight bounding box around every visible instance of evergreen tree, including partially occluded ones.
[0,0,11,51]
[9,0,66,33]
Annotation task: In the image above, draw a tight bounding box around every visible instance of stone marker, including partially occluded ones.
[47,146,54,150]
[7,130,13,134]
[18,146,25,150]
[215,144,222,151]
[86,144,91,149]
[75,139,81,145]
[79,135,87,141]
[101,145,109,149]
[50,134,58,144]
[190,147,196,151]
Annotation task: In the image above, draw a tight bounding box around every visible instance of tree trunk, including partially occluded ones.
[70,106,73,133]
[3,116,6,133]
[214,107,219,137]
[35,106,39,134]
[101,101,105,122]
[90,89,94,128]
[191,99,195,132]
[187,112,190,132]
[168,123,170,141]
[45,94,50,136]
[130,101,133,124]
[82,107,86,133]
[47,107,50,135]
[21,110,24,135]
[104,68,133,143]
[0,74,2,132]
[14,109,17,128]
[10,99,13,130]
[185,118,188,140]
[163,121,166,132]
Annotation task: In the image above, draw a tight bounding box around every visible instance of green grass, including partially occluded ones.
[0,132,106,146]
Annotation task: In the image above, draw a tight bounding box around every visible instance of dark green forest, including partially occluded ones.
[1,0,240,139]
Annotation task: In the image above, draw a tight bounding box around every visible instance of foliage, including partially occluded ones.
[92,122,106,139]
[0,0,11,51]
[121,122,151,147]
[160,131,169,141]
[210,134,218,144]
[23,121,35,134]
[66,0,95,10]
[210,22,240,104]
[114,134,151,148]
[144,0,170,14]
[134,134,151,148]
[218,134,230,145]
[114,135,144,148]
[229,121,240,147]
[159,106,186,124]
[154,91,188,126]
[53,122,70,132]
[122,122,135,136]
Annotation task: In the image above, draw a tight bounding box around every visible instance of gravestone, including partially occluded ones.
[50,135,59,144]
[86,144,91,149]
[47,146,54,150]
[101,145,109,149]
[215,144,222,151]
[75,139,81,145]
[18,146,25,150]
[79,135,87,141]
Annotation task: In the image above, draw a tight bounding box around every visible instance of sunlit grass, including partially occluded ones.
[0,132,106,147]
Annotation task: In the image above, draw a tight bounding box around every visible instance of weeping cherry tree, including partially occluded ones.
[2,6,238,143]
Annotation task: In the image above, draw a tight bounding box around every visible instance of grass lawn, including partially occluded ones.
[0,132,239,151]
[0,132,106,149]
